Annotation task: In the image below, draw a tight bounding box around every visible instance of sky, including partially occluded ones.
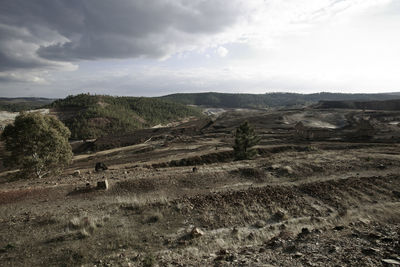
[0,0,399,97]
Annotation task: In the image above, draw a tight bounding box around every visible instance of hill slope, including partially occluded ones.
[316,99,400,110]
[48,94,203,139]
[161,92,400,108]
[0,97,54,112]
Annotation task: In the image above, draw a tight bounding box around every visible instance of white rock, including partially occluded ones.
[97,180,109,190]
[191,227,204,238]
[382,259,400,265]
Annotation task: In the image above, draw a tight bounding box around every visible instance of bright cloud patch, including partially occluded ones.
[217,46,229,57]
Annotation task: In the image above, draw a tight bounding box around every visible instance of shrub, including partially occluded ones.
[233,121,260,160]
[142,253,156,267]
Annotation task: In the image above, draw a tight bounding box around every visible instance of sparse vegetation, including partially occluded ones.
[233,121,260,160]
[1,112,72,178]
[142,253,156,267]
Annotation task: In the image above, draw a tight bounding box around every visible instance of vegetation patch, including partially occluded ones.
[0,188,51,204]
[232,167,266,182]
[152,151,233,168]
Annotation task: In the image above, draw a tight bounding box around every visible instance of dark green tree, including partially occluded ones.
[233,121,260,160]
[1,112,73,178]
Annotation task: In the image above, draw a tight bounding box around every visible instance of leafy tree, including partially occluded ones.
[1,112,73,178]
[233,121,260,160]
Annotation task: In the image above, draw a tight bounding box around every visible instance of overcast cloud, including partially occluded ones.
[0,0,399,97]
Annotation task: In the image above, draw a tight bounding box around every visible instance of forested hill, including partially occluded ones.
[316,99,400,111]
[48,94,203,140]
[0,97,54,112]
[161,92,400,108]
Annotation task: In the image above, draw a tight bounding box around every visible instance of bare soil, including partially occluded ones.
[1,108,400,266]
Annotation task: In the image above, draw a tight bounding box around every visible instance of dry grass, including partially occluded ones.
[1,109,400,266]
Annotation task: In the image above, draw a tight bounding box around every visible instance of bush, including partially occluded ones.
[1,112,73,178]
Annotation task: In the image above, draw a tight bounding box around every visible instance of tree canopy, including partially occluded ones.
[1,112,73,178]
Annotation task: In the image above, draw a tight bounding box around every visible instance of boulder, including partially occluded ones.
[95,162,108,172]
[393,190,400,198]
[382,259,400,265]
[274,209,287,221]
[361,247,380,255]
[97,180,109,190]
[190,227,204,238]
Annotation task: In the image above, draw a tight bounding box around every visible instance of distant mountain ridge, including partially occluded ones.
[316,99,400,111]
[0,97,54,112]
[161,92,400,108]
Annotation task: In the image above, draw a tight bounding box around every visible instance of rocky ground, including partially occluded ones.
[1,108,400,266]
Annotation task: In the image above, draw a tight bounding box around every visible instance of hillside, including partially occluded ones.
[161,92,399,108]
[0,97,54,112]
[48,94,203,140]
[2,107,400,266]
[316,99,400,110]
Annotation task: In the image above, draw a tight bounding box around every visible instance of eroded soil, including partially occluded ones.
[1,108,400,266]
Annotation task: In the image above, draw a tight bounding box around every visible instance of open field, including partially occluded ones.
[1,108,400,266]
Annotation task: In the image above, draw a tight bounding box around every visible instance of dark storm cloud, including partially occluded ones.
[0,0,244,70]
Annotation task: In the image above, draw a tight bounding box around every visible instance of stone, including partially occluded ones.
[382,259,400,265]
[247,232,255,240]
[357,218,370,226]
[377,164,386,170]
[313,229,322,234]
[254,220,266,228]
[231,227,239,235]
[95,162,108,172]
[283,166,294,175]
[361,247,380,255]
[367,232,382,240]
[190,227,204,238]
[265,237,283,249]
[218,249,228,255]
[73,170,81,177]
[97,180,109,190]
[302,227,310,234]
[333,225,345,231]
[284,245,297,253]
[328,246,339,253]
[274,209,287,221]
[381,237,394,243]
[297,227,310,239]
[293,252,303,258]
